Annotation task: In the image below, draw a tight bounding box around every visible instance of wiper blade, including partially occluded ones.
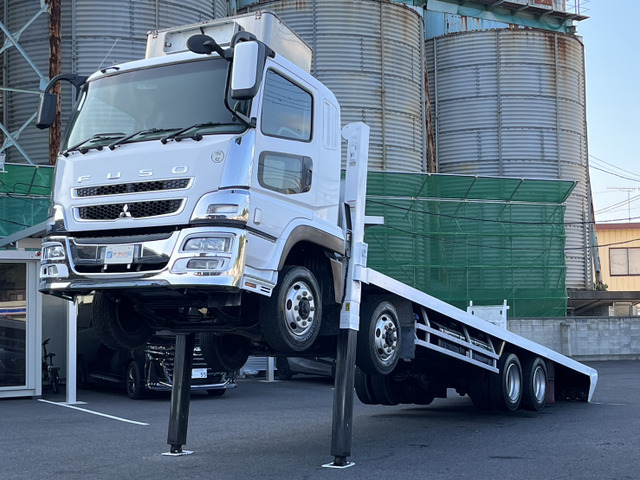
[108,128,180,150]
[160,122,233,144]
[63,133,126,155]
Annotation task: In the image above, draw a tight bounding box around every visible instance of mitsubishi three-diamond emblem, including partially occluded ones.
[119,204,132,218]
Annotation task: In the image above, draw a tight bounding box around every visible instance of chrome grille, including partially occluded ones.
[77,199,183,220]
[164,346,217,385]
[75,178,190,197]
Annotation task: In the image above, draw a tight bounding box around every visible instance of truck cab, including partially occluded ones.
[38,13,345,365]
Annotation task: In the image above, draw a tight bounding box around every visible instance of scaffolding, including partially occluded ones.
[365,172,576,318]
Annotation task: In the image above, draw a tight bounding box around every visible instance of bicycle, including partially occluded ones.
[42,338,60,394]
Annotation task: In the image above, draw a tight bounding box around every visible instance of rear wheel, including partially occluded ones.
[521,357,547,411]
[126,361,146,399]
[92,292,153,350]
[356,300,401,375]
[490,353,523,411]
[199,333,250,372]
[275,357,293,380]
[469,371,492,410]
[50,369,60,394]
[260,266,322,353]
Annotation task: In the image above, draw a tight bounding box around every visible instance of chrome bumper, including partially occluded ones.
[39,227,247,294]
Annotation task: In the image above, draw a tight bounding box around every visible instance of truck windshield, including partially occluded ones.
[62,58,246,152]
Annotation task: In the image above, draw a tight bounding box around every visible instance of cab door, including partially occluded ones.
[247,67,319,269]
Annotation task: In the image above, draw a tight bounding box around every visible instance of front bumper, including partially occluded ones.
[39,227,247,295]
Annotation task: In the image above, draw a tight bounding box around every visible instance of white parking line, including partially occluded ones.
[37,399,150,426]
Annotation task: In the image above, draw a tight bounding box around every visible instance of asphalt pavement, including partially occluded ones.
[1,360,638,480]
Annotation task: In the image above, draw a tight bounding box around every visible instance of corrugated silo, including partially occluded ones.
[239,0,427,172]
[2,0,222,165]
[425,28,592,289]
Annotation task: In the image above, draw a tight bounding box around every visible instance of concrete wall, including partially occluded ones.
[509,317,640,361]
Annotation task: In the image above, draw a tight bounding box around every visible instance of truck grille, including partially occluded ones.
[75,178,190,197]
[164,347,219,386]
[77,199,183,220]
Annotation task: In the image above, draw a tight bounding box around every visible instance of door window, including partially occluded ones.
[258,152,312,194]
[0,264,27,387]
[261,70,312,141]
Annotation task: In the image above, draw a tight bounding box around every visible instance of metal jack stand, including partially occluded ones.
[324,122,371,469]
[163,333,195,456]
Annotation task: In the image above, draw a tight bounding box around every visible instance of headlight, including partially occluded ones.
[42,243,66,261]
[182,236,231,253]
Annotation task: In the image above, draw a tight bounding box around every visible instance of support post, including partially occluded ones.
[325,122,370,469]
[65,298,78,404]
[165,333,195,455]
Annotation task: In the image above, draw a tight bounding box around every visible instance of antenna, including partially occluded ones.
[606,186,640,222]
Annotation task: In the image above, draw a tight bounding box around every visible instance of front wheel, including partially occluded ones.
[260,266,322,353]
[92,292,153,350]
[199,333,250,372]
[126,361,146,399]
[356,301,401,375]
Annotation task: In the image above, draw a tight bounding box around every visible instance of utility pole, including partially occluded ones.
[47,0,61,166]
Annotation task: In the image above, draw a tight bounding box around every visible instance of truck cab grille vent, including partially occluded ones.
[75,178,190,197]
[77,199,183,220]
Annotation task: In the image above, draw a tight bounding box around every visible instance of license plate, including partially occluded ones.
[104,245,135,264]
[191,368,208,379]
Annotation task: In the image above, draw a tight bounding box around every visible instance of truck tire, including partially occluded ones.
[199,333,250,372]
[354,368,377,405]
[370,374,402,406]
[521,357,547,411]
[92,291,153,350]
[490,353,523,411]
[126,361,146,399]
[356,300,400,375]
[469,371,492,410]
[260,265,322,353]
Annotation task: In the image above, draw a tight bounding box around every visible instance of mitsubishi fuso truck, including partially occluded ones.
[36,12,596,418]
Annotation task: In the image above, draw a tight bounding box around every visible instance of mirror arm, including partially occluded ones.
[44,73,88,95]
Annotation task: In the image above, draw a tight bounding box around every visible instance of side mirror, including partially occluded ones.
[35,74,87,130]
[36,93,57,130]
[230,41,267,100]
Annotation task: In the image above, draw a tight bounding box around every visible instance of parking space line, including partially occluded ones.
[37,399,150,426]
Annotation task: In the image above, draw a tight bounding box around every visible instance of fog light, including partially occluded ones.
[187,259,220,270]
[45,265,59,276]
[183,237,231,253]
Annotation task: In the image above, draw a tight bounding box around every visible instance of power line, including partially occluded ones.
[589,154,640,180]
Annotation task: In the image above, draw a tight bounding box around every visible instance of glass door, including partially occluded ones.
[0,264,27,387]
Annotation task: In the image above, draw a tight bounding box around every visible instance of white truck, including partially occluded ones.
[36,12,596,466]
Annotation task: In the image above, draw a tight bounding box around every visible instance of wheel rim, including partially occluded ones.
[373,313,398,368]
[127,366,137,396]
[283,280,316,339]
[532,365,546,403]
[505,362,522,403]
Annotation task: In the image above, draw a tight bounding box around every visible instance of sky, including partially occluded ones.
[577,0,640,223]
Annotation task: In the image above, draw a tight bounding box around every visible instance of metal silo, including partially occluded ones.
[425,29,592,289]
[240,0,427,172]
[2,0,220,165]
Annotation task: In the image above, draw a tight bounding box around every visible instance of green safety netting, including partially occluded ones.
[365,172,576,318]
[0,164,53,238]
